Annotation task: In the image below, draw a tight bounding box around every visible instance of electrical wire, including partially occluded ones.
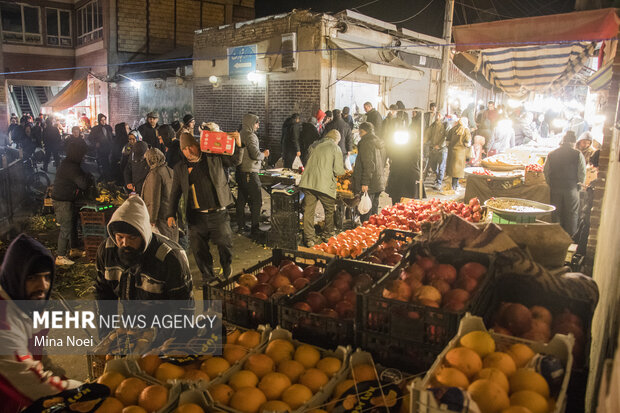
[350,0,381,12]
[388,0,437,24]
[454,1,516,20]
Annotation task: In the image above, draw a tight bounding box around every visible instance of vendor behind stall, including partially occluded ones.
[576,131,597,165]
[352,122,386,222]
[299,129,345,247]
[0,234,82,412]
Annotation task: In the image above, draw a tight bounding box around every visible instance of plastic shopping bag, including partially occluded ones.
[292,155,303,169]
[344,155,353,171]
[358,192,372,215]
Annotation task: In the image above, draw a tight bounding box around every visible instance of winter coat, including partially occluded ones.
[300,121,321,164]
[96,196,193,303]
[544,144,586,190]
[52,140,93,202]
[323,117,353,156]
[352,132,386,194]
[124,141,150,193]
[0,235,81,410]
[165,139,182,169]
[386,127,424,201]
[281,117,302,159]
[240,113,264,173]
[89,124,113,157]
[382,115,407,142]
[167,146,244,218]
[514,118,538,146]
[425,120,447,148]
[365,109,383,135]
[446,125,472,179]
[142,149,174,224]
[42,125,62,150]
[299,137,345,198]
[138,122,160,150]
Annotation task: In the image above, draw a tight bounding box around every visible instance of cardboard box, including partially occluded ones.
[200,131,236,155]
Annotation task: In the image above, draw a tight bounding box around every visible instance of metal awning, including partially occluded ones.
[42,72,88,112]
[330,38,424,81]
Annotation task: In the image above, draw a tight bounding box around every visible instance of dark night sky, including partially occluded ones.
[255,0,576,39]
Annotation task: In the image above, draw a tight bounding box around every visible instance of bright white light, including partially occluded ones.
[394,130,410,145]
[131,80,140,89]
[594,114,606,124]
[209,75,219,84]
[477,99,484,105]
[497,119,513,132]
[507,99,521,109]
[247,72,259,83]
[552,118,568,129]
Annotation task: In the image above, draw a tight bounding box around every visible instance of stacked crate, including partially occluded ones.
[268,185,301,249]
[80,210,108,260]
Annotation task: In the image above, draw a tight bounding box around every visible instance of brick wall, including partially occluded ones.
[194,79,320,152]
[117,0,148,53]
[176,0,202,46]
[109,85,141,127]
[203,3,226,28]
[149,0,175,54]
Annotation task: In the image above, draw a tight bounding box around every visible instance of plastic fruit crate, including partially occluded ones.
[278,259,391,349]
[409,314,574,413]
[205,249,333,329]
[361,246,495,349]
[357,228,416,266]
[79,210,106,226]
[84,236,104,260]
[82,223,107,237]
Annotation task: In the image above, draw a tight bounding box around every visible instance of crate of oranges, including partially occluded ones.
[409,314,573,413]
[205,326,350,413]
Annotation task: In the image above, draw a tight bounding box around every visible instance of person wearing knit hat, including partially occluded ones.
[167,130,244,282]
[138,111,161,150]
[298,130,345,247]
[176,114,196,139]
[123,141,150,194]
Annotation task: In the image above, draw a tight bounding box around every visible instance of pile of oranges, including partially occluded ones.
[313,224,386,258]
[336,171,353,194]
[208,338,343,413]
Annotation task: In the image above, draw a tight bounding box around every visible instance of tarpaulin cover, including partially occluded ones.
[453,8,620,52]
[43,74,88,112]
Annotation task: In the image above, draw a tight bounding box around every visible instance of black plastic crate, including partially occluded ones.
[206,249,333,329]
[278,259,391,349]
[482,273,594,368]
[361,246,495,348]
[357,228,416,266]
[359,330,443,374]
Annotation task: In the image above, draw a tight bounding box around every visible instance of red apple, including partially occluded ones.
[306,292,327,313]
[458,262,487,280]
[233,285,251,296]
[322,287,342,306]
[334,301,355,319]
[252,291,269,300]
[256,271,272,284]
[331,278,351,294]
[281,263,303,282]
[278,259,294,269]
[277,284,296,295]
[416,256,436,271]
[302,265,319,279]
[335,270,353,284]
[263,265,279,277]
[430,279,451,295]
[343,290,357,304]
[293,277,310,290]
[455,275,478,293]
[320,308,338,318]
[252,283,274,297]
[270,274,290,289]
[293,301,313,312]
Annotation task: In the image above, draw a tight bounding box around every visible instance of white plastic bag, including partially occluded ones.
[344,155,352,171]
[292,155,303,169]
[358,192,372,215]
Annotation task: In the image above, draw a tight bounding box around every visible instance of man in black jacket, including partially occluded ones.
[138,112,161,150]
[323,109,353,164]
[300,117,321,164]
[352,122,386,222]
[89,113,114,181]
[363,102,383,136]
[42,118,62,172]
[281,113,301,168]
[167,132,244,282]
[52,140,94,266]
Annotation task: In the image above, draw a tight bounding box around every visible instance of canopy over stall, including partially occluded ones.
[452,8,620,98]
[42,71,88,112]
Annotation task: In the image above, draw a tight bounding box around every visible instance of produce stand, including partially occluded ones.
[464,173,550,205]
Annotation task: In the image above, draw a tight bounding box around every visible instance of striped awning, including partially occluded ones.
[474,42,597,98]
[587,61,613,92]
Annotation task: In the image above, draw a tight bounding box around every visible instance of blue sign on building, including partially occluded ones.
[228,45,257,77]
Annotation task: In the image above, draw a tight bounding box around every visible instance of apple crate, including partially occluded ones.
[357,228,417,266]
[205,249,333,329]
[360,246,495,349]
[278,259,392,349]
[409,314,573,413]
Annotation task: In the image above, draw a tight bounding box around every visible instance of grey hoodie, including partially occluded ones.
[240,113,264,173]
[141,148,174,224]
[107,195,153,253]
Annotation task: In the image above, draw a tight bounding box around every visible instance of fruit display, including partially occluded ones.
[279,260,391,348]
[491,303,585,365]
[206,328,346,413]
[95,183,128,206]
[313,198,483,258]
[336,170,353,194]
[360,229,414,267]
[525,164,544,173]
[414,315,572,413]
[472,169,494,176]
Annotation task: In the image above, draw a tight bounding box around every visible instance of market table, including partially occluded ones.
[464,173,550,205]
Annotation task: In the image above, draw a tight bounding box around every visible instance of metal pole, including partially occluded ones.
[419,112,424,198]
[438,0,455,113]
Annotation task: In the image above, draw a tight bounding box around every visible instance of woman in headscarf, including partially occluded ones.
[446,117,472,191]
[141,148,178,241]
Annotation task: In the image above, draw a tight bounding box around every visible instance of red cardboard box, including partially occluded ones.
[200,130,236,155]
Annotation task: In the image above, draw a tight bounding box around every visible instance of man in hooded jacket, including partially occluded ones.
[0,234,82,411]
[142,148,178,241]
[237,113,269,237]
[89,114,114,181]
[124,140,150,194]
[352,122,386,222]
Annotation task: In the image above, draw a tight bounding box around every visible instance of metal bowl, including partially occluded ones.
[484,197,555,216]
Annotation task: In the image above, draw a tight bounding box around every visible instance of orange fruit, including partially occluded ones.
[434,367,469,389]
[509,391,549,413]
[210,383,234,405]
[155,363,185,382]
[278,359,306,383]
[121,406,147,413]
[115,378,148,406]
[227,329,242,344]
[97,372,126,393]
[509,369,550,398]
[138,385,168,413]
[182,369,210,382]
[172,403,204,413]
[483,352,517,377]
[258,372,292,400]
[245,354,275,378]
[316,357,342,378]
[237,331,261,349]
[137,355,162,376]
[259,400,291,413]
[224,344,248,364]
[230,387,267,413]
[475,368,509,393]
[299,368,329,393]
[95,397,124,413]
[265,339,295,363]
[229,370,259,390]
[201,357,230,378]
[445,347,483,378]
[507,344,536,368]
[468,379,509,413]
[294,345,321,369]
[281,384,313,409]
[351,364,377,382]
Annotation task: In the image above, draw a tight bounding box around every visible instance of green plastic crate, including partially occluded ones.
[490,211,536,224]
